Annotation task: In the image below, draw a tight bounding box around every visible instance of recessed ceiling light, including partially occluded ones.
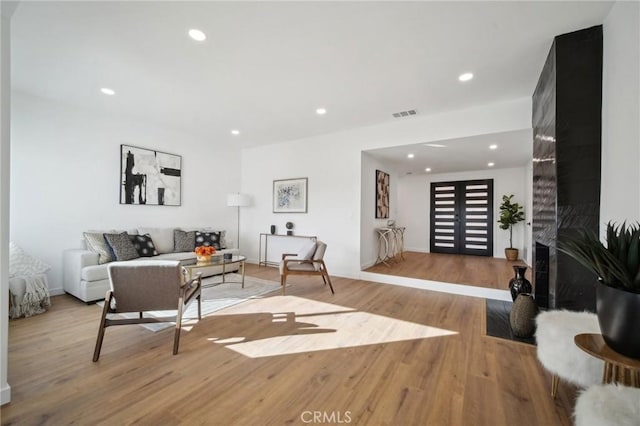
[488,162,495,167]
[423,143,447,148]
[188,29,206,42]
[231,130,240,135]
[316,108,327,115]
[489,144,498,150]
[458,72,474,82]
[425,168,432,172]
[100,88,115,96]
[407,153,415,159]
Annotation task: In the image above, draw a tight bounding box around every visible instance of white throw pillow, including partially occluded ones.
[137,227,175,254]
[9,242,51,278]
[297,240,317,260]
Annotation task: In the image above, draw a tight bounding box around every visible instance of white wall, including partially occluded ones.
[524,160,533,265]
[360,152,399,268]
[10,92,241,293]
[241,97,531,278]
[601,1,640,225]
[1,0,16,406]
[396,167,527,259]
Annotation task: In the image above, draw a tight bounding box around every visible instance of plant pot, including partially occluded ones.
[505,248,518,261]
[196,255,212,263]
[596,283,640,359]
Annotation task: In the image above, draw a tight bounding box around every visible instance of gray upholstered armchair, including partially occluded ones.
[93,260,202,361]
[279,240,334,295]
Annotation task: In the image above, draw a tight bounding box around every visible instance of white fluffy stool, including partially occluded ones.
[535,310,603,397]
[574,384,640,426]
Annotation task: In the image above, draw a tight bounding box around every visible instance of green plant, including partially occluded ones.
[558,222,640,294]
[498,194,525,249]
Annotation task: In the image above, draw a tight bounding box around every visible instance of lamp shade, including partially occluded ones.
[227,193,250,207]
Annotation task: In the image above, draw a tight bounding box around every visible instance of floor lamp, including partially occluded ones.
[227,193,250,250]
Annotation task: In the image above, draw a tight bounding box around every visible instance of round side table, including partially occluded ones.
[574,333,640,387]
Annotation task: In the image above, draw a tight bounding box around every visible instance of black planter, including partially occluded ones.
[596,283,640,359]
[509,265,532,301]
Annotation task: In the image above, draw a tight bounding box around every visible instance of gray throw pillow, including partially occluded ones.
[104,232,140,261]
[83,232,114,264]
[174,230,196,252]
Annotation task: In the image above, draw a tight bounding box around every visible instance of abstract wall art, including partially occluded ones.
[375,170,389,219]
[273,177,308,213]
[120,144,182,206]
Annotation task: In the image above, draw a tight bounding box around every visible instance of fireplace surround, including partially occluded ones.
[531,25,602,311]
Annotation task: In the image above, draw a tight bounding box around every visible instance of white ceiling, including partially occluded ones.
[12,1,613,154]
[367,129,533,176]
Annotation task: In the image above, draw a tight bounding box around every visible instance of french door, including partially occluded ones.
[430,179,494,256]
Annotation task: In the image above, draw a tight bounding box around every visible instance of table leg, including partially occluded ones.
[551,374,559,398]
[603,362,612,384]
[241,260,245,288]
[612,364,619,384]
[222,261,226,283]
[397,229,405,260]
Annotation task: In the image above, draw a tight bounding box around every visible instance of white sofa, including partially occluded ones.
[63,227,239,303]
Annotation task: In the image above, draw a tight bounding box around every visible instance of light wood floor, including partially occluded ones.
[2,263,574,425]
[364,251,527,291]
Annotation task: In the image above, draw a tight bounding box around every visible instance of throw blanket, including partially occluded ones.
[9,275,51,319]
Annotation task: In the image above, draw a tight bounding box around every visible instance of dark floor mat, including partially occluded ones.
[485,298,536,345]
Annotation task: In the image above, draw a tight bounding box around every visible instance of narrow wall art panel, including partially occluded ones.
[120,144,182,206]
[273,177,308,213]
[375,170,390,219]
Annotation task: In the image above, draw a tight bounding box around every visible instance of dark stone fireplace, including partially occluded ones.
[532,25,602,311]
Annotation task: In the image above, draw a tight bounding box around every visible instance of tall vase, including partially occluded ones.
[510,293,538,338]
[509,265,532,301]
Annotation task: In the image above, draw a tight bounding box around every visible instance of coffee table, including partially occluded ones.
[574,333,640,387]
[183,255,246,288]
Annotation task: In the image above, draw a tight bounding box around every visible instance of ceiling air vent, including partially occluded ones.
[392,109,417,118]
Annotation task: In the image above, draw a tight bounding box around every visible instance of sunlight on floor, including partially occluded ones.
[206,296,457,358]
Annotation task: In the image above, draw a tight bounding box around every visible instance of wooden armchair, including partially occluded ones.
[279,241,334,295]
[93,260,202,361]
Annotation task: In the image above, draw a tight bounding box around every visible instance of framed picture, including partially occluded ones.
[376,170,390,218]
[120,144,182,206]
[273,177,308,213]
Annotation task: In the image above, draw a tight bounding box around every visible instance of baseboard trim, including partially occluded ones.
[360,260,376,270]
[403,247,430,253]
[49,287,65,296]
[359,271,511,301]
[1,383,11,405]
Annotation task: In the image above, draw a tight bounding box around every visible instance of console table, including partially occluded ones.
[259,233,317,267]
[574,333,640,387]
[375,226,406,266]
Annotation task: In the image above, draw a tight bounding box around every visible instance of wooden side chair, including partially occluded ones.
[279,240,334,295]
[93,260,202,361]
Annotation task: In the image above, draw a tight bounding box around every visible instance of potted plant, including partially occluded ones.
[558,222,640,359]
[498,194,525,261]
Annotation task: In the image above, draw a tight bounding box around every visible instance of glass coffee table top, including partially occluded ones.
[183,255,246,287]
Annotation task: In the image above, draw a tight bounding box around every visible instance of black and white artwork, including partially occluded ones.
[376,170,390,219]
[273,177,308,213]
[120,145,182,206]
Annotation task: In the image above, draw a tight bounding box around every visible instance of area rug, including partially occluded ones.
[97,274,282,332]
